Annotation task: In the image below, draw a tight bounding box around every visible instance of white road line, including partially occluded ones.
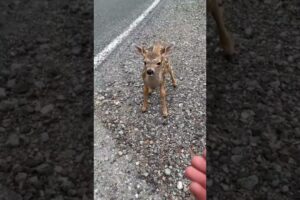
[94,0,161,69]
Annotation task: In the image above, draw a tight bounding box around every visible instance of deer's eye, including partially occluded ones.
[144,61,146,65]
[157,62,161,65]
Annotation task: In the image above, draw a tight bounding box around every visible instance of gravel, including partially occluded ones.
[94,0,206,199]
[0,0,93,199]
[207,0,299,199]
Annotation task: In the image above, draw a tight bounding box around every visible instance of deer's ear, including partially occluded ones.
[135,45,147,56]
[161,44,173,55]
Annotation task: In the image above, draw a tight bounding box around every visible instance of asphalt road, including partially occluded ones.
[94,0,206,199]
[94,0,153,54]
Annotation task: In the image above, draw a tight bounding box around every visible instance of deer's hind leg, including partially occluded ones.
[208,0,235,57]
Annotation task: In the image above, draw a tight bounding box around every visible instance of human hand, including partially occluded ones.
[184,149,206,200]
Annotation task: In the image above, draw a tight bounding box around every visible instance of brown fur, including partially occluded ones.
[207,0,236,57]
[136,41,176,117]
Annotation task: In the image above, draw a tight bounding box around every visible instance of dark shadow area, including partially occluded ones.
[207,0,299,199]
[0,1,93,199]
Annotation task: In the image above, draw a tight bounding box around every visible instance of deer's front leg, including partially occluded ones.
[160,82,168,117]
[142,85,149,112]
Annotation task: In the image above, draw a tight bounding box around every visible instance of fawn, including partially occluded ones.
[136,42,177,118]
[208,0,236,58]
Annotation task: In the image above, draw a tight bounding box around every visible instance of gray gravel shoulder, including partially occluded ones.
[95,0,206,199]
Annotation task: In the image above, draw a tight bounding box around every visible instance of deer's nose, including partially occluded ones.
[146,69,154,75]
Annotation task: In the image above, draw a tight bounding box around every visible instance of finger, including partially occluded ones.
[189,182,206,200]
[203,149,206,159]
[191,156,206,173]
[185,166,206,187]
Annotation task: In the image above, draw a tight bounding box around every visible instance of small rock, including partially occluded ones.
[15,172,27,182]
[143,172,149,177]
[271,179,280,187]
[287,56,294,62]
[54,166,63,174]
[35,163,52,175]
[41,132,49,142]
[164,168,171,176]
[231,155,243,164]
[221,183,229,191]
[14,81,30,93]
[245,27,253,37]
[270,80,280,89]
[241,110,254,122]
[281,185,289,193]
[28,176,39,186]
[6,134,20,147]
[41,104,54,114]
[0,159,10,171]
[72,46,81,55]
[75,153,85,162]
[275,44,281,51]
[238,175,259,190]
[60,177,74,190]
[177,181,183,190]
[0,100,15,112]
[0,88,6,98]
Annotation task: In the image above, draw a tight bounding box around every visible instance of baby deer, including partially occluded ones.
[136,42,177,118]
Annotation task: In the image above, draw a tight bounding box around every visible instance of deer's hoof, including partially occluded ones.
[162,110,168,118]
[142,106,147,112]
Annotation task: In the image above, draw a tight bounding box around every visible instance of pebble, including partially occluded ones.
[177,181,183,190]
[72,46,81,55]
[15,172,27,182]
[287,56,293,62]
[7,79,16,88]
[41,132,49,142]
[245,27,253,37]
[164,168,171,176]
[237,175,259,190]
[54,166,63,173]
[0,88,6,98]
[6,134,20,147]
[28,176,39,186]
[143,172,149,177]
[231,155,243,164]
[281,185,289,193]
[35,163,52,175]
[41,104,54,114]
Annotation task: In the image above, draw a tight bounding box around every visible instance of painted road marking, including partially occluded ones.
[94,0,161,69]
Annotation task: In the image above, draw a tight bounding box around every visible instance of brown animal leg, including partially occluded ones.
[167,63,177,87]
[160,83,168,117]
[208,0,235,56]
[142,85,149,112]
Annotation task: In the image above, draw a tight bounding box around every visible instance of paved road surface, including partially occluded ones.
[94,0,153,54]
[94,0,206,199]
